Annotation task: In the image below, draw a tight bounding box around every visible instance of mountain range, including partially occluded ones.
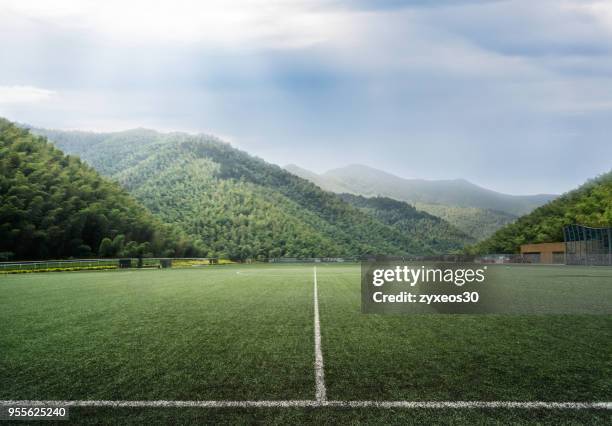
[4,119,607,261]
[24,124,471,259]
[285,164,556,239]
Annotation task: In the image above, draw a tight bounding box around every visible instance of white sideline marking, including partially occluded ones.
[323,401,612,409]
[313,266,327,403]
[0,400,609,409]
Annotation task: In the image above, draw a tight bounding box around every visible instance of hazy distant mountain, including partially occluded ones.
[287,164,556,215]
[284,164,557,240]
[284,164,353,194]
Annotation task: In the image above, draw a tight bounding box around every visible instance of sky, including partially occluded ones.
[0,0,611,195]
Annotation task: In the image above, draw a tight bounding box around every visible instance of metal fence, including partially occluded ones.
[564,224,612,266]
[266,257,476,263]
[267,257,359,263]
[475,254,533,264]
[0,258,220,273]
[0,258,119,272]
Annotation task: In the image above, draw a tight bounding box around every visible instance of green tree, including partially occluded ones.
[98,237,113,257]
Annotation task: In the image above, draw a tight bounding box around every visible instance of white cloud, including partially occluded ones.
[0,85,56,104]
[563,0,612,33]
[0,0,346,49]
[0,0,610,194]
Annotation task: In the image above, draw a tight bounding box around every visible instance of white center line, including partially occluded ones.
[313,266,327,404]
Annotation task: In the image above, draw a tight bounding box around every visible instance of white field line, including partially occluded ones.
[0,400,610,409]
[313,266,327,403]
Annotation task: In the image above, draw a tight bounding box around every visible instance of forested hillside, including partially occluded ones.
[34,127,467,258]
[285,163,554,239]
[472,171,612,254]
[413,203,517,241]
[0,119,201,260]
[339,194,474,253]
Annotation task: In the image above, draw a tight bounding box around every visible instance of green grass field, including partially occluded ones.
[1,264,610,424]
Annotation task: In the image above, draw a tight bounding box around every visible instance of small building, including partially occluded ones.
[520,242,565,264]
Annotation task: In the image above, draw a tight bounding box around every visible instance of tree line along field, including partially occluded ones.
[0,264,610,424]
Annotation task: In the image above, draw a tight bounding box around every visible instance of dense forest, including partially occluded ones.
[0,119,202,260]
[413,203,517,241]
[33,126,474,259]
[339,194,473,253]
[471,171,612,254]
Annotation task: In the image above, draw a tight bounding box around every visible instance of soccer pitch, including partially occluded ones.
[1,264,611,423]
